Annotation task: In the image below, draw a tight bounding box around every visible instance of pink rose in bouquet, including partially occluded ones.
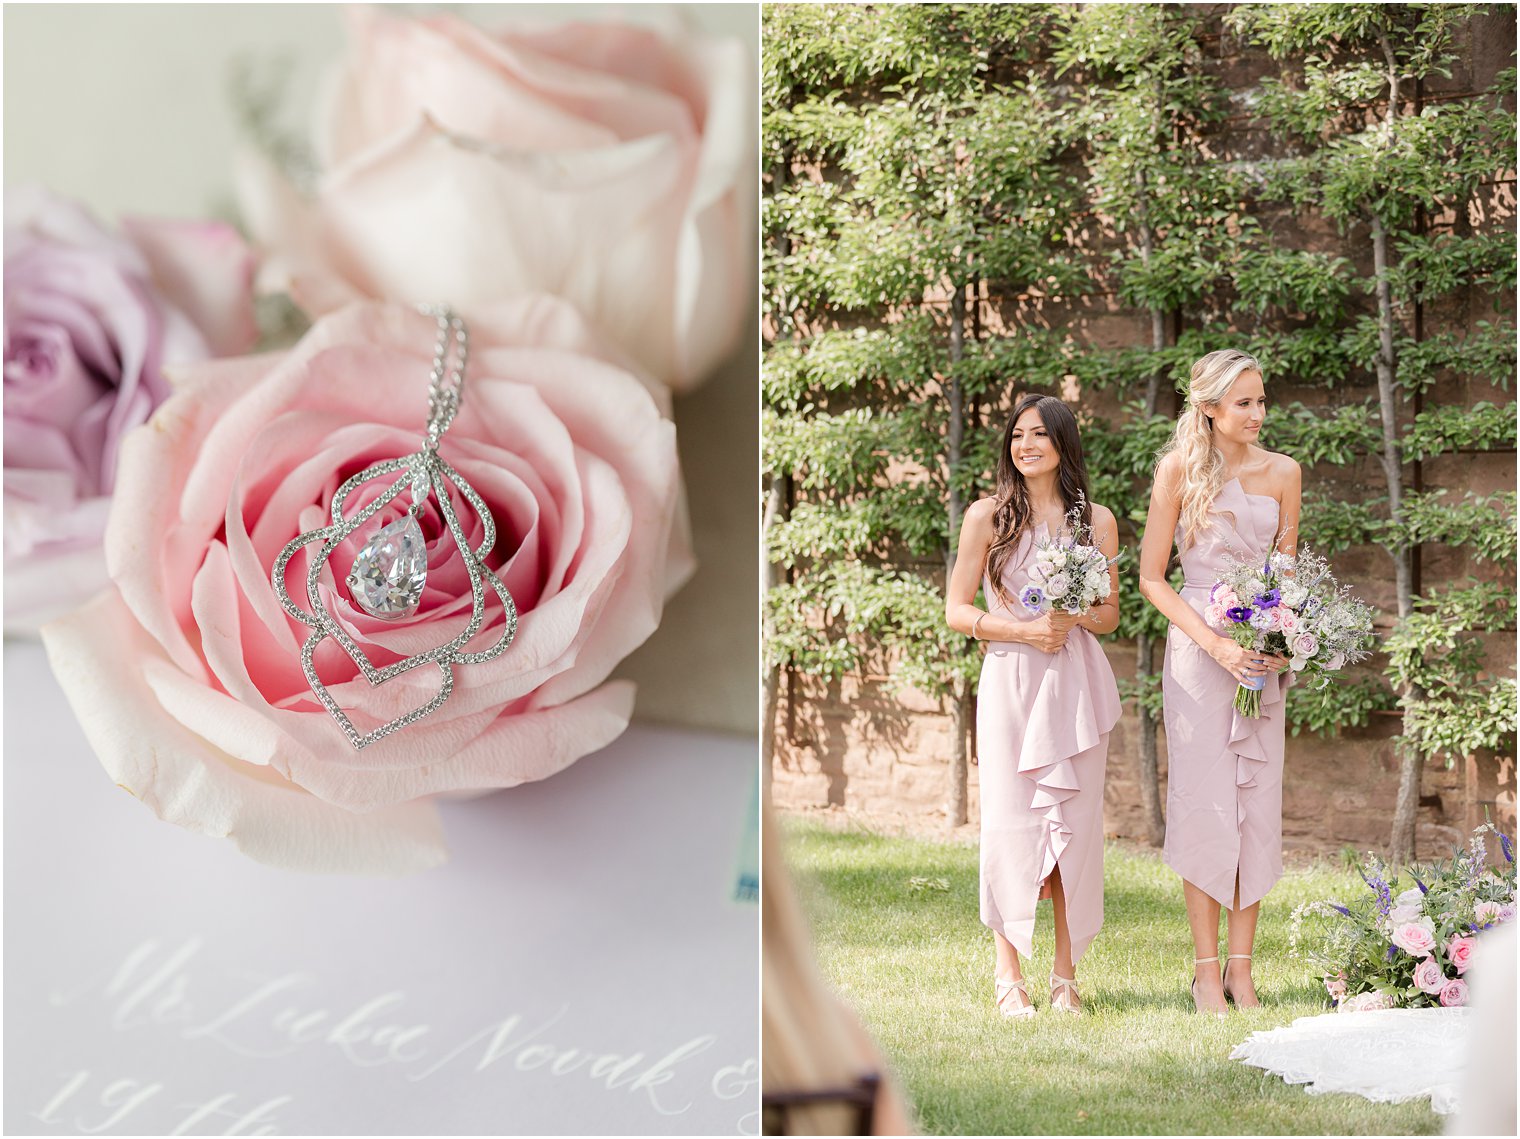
[1389,919,1437,957]
[239,7,751,393]
[1412,957,1447,995]
[4,186,256,632]
[1339,991,1393,1013]
[1445,936,1475,974]
[1438,978,1468,1007]
[42,300,691,874]
[1474,900,1502,925]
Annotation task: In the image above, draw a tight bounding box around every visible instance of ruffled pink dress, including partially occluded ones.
[1162,477,1288,909]
[977,524,1121,965]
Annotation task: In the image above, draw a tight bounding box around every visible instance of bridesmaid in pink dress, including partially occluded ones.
[947,394,1121,1018]
[1138,349,1302,1016]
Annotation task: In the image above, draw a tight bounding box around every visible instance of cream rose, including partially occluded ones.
[238,7,751,393]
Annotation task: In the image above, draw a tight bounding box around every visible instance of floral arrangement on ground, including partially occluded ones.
[1290,824,1515,1011]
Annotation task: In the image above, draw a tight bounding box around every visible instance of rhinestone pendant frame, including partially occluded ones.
[268,307,517,750]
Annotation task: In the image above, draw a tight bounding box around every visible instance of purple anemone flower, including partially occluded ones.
[1226,606,1253,623]
[1255,588,1281,608]
[1020,586,1045,613]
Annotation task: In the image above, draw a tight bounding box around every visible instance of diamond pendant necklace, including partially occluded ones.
[271,305,517,749]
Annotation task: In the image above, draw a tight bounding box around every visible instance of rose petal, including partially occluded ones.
[120,216,259,357]
[43,592,449,875]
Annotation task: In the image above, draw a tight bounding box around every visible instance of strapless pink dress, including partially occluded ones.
[1162,477,1288,909]
[977,524,1121,965]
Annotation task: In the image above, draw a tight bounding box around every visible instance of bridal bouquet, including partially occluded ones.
[1204,545,1374,716]
[1289,826,1516,1011]
[1020,498,1117,616]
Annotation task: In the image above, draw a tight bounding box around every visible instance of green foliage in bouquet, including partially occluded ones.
[1290,825,1516,1011]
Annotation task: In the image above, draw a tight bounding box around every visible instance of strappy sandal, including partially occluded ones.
[995,976,1037,1019]
[1223,953,1254,1006]
[1191,955,1228,1019]
[1049,972,1081,1015]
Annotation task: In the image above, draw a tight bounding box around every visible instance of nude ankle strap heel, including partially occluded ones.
[995,976,1037,1019]
[1049,972,1081,1015]
[1190,955,1227,1019]
[1223,953,1253,1005]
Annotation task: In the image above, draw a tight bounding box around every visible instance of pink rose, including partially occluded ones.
[1219,590,1240,609]
[1474,900,1502,925]
[1293,632,1319,658]
[1339,990,1393,1013]
[239,8,750,393]
[1324,977,1347,1001]
[1412,957,1447,994]
[1390,919,1437,957]
[1438,978,1468,1007]
[1389,904,1423,924]
[41,301,690,874]
[4,186,256,633]
[1277,609,1299,634]
[1205,603,1228,627]
[1326,651,1346,670]
[1445,936,1475,974]
[1499,904,1516,924]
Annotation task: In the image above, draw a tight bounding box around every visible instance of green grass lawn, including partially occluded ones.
[786,820,1441,1136]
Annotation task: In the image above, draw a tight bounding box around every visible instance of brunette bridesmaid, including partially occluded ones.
[946,394,1121,1018]
[1138,349,1301,1016]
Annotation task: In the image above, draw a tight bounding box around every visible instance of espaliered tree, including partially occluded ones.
[1229,3,1517,861]
[763,3,1087,827]
[1049,4,1242,845]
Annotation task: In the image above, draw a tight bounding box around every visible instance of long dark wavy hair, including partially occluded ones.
[985,393,1093,605]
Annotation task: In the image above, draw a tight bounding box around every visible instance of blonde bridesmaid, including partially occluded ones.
[1138,349,1301,1016]
[946,394,1121,1018]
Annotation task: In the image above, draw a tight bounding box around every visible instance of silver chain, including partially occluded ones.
[419,303,467,449]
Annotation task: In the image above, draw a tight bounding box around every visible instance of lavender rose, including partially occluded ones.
[4,186,256,632]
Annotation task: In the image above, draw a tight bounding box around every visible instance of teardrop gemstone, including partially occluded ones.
[346,515,427,620]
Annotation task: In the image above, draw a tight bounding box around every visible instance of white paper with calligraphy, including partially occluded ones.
[3,642,758,1136]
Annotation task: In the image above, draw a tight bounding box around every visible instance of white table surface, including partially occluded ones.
[3,641,759,1136]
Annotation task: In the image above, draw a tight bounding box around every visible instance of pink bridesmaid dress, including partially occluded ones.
[978,524,1122,965]
[1162,477,1288,908]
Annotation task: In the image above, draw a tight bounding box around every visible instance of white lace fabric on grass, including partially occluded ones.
[1231,1007,1468,1115]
